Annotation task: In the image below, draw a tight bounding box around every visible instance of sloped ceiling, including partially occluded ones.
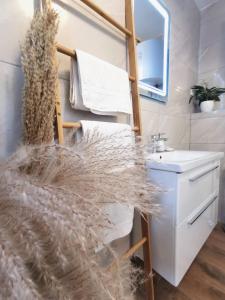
[194,0,218,10]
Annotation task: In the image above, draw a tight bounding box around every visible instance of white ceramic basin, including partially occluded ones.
[147,150,224,173]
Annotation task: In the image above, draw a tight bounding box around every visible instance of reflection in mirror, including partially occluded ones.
[134,0,170,102]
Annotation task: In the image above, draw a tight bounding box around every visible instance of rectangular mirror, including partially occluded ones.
[134,0,170,102]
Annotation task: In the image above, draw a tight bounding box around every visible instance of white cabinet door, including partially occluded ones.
[177,162,219,225]
[175,196,218,286]
[149,161,220,287]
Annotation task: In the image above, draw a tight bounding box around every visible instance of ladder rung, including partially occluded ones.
[63,122,81,129]
[133,126,139,132]
[129,75,136,82]
[107,237,147,271]
[122,237,147,260]
[56,43,76,57]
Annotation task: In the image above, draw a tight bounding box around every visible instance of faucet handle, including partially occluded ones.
[151,134,158,141]
[158,132,166,138]
[158,133,168,140]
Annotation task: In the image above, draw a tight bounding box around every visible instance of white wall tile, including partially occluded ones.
[141,110,160,141]
[199,65,225,87]
[191,117,225,144]
[199,40,225,75]
[192,0,225,225]
[158,113,190,148]
[140,97,161,114]
[200,0,225,24]
[0,62,23,158]
[0,0,34,66]
[200,11,225,50]
[198,1,225,77]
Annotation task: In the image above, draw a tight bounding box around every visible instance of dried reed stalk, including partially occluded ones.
[0,133,158,299]
[21,7,58,145]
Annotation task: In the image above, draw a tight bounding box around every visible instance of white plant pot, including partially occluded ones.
[214,101,221,111]
[200,101,214,113]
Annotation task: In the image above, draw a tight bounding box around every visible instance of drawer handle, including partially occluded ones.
[188,195,218,225]
[189,165,219,182]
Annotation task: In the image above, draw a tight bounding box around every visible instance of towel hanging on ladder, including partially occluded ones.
[70,49,132,115]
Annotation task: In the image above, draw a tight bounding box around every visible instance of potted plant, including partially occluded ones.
[189,84,225,112]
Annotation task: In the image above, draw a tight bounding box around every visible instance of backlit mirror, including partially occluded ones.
[134,0,170,102]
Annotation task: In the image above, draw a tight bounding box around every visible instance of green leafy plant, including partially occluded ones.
[189,85,225,105]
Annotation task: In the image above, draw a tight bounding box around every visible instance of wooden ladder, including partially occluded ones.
[49,0,154,298]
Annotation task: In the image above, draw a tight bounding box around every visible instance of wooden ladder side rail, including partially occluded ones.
[141,216,155,300]
[125,1,154,299]
[54,0,154,298]
[125,0,142,136]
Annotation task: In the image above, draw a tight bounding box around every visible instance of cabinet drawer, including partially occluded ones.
[175,195,218,286]
[177,162,219,224]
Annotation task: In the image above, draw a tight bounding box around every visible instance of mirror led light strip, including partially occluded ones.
[140,0,169,97]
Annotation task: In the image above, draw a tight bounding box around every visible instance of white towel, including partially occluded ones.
[80,120,134,245]
[70,50,132,115]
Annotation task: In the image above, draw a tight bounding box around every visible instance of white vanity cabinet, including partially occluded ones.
[132,151,224,286]
[149,156,222,286]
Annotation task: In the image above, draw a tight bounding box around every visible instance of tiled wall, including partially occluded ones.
[190,112,225,221]
[0,1,35,158]
[198,0,225,108]
[140,0,200,150]
[190,0,225,222]
[0,0,128,158]
[0,0,200,158]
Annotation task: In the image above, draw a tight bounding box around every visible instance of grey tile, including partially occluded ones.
[191,117,225,144]
[0,0,34,65]
[0,62,23,158]
[199,40,225,75]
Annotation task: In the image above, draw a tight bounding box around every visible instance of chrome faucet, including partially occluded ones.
[151,133,167,152]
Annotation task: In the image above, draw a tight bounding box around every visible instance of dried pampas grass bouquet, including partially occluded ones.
[0,134,158,299]
[21,6,58,145]
[0,2,159,299]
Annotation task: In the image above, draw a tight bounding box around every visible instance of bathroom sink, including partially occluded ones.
[147,150,224,173]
